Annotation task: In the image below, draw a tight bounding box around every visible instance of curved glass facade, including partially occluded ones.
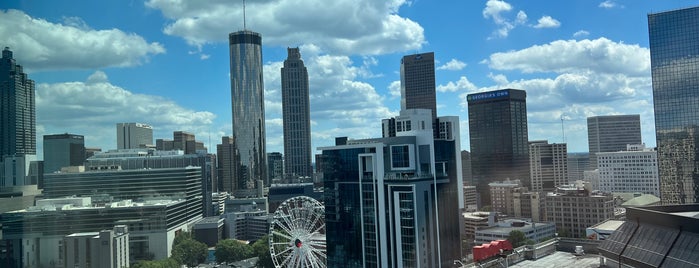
[229,30,267,191]
[649,7,699,204]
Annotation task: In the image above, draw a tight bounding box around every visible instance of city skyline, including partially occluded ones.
[2,1,697,159]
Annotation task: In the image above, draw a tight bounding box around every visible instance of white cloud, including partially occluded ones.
[437,76,477,93]
[437,59,467,71]
[488,73,509,85]
[573,30,590,38]
[388,80,402,99]
[533,16,561,29]
[36,71,215,151]
[0,9,165,71]
[145,0,424,55]
[482,0,517,38]
[515,11,528,24]
[599,1,622,9]
[486,38,650,77]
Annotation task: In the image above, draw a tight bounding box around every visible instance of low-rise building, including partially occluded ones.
[474,219,555,245]
[585,219,624,240]
[193,217,224,247]
[545,182,615,238]
[63,225,129,268]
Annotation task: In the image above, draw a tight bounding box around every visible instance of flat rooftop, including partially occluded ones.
[589,219,624,231]
[509,251,599,268]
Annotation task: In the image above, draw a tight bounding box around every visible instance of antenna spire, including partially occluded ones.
[243,0,247,30]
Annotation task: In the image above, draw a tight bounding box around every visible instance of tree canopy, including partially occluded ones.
[171,238,208,267]
[253,235,274,268]
[215,239,254,263]
[507,230,527,248]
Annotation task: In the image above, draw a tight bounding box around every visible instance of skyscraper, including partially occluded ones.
[648,6,699,204]
[217,136,236,192]
[281,47,312,180]
[529,140,568,192]
[467,89,529,207]
[401,52,437,118]
[43,133,86,174]
[229,30,267,192]
[116,123,153,149]
[587,115,641,170]
[0,47,35,157]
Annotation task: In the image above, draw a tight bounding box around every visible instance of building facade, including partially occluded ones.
[116,123,153,149]
[587,115,641,170]
[545,184,615,238]
[0,47,35,157]
[321,108,463,267]
[229,30,267,191]
[474,219,555,245]
[597,144,659,196]
[267,152,284,183]
[467,89,530,207]
[529,140,568,192]
[648,6,699,204]
[63,225,130,268]
[281,47,313,180]
[43,133,85,174]
[488,179,524,216]
[401,52,437,118]
[567,152,590,182]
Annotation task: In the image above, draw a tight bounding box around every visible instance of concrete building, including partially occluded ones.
[63,225,129,268]
[0,197,191,267]
[529,140,567,192]
[267,183,321,212]
[462,211,496,252]
[157,131,206,154]
[321,108,464,267]
[587,115,641,170]
[468,89,530,207]
[281,47,313,180]
[513,191,545,222]
[489,179,524,216]
[585,219,624,241]
[567,152,589,182]
[221,198,271,241]
[217,136,237,193]
[545,183,615,238]
[463,185,478,211]
[401,52,437,119]
[474,219,555,245]
[43,133,85,174]
[193,217,224,247]
[461,150,473,187]
[229,30,267,190]
[116,123,153,149]
[597,144,659,196]
[649,6,699,204]
[0,47,35,158]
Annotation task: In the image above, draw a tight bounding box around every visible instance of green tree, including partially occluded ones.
[215,239,254,263]
[171,239,208,267]
[173,231,193,247]
[131,258,180,268]
[507,230,527,248]
[252,235,274,268]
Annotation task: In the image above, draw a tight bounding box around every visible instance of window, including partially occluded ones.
[391,145,411,169]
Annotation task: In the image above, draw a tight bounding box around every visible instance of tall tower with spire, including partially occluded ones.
[227,4,267,194]
[281,47,312,181]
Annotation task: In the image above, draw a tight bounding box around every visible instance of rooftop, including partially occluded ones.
[508,251,599,268]
[589,219,625,231]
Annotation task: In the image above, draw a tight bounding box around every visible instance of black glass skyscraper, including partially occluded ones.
[281,47,312,180]
[0,47,35,157]
[649,6,699,204]
[229,30,267,192]
[401,52,437,119]
[467,89,529,207]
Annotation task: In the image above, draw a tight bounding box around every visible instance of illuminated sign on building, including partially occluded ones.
[467,90,510,102]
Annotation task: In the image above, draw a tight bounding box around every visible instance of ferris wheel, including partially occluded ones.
[269,196,326,268]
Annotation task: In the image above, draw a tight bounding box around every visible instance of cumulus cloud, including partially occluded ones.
[437,76,478,92]
[36,71,215,151]
[573,30,590,38]
[388,80,402,99]
[437,59,467,71]
[533,16,561,28]
[0,9,165,71]
[145,0,424,55]
[486,38,650,77]
[599,1,623,9]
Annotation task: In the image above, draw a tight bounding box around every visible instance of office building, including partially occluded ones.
[267,152,284,183]
[489,179,524,216]
[529,140,568,192]
[156,131,206,154]
[193,217,224,247]
[0,197,192,266]
[281,47,313,180]
[567,152,590,182]
[116,122,153,149]
[229,30,267,191]
[221,197,271,241]
[321,108,463,267]
[545,183,615,238]
[462,211,496,252]
[267,183,322,212]
[467,89,530,207]
[513,191,545,222]
[401,52,437,118]
[599,204,699,267]
[63,225,129,268]
[649,6,699,204]
[43,133,85,173]
[461,150,472,187]
[474,219,555,245]
[597,144,659,196]
[0,47,35,157]
[587,115,641,170]
[217,136,236,192]
[463,185,477,211]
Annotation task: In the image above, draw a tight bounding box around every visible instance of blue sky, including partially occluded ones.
[2,0,697,158]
